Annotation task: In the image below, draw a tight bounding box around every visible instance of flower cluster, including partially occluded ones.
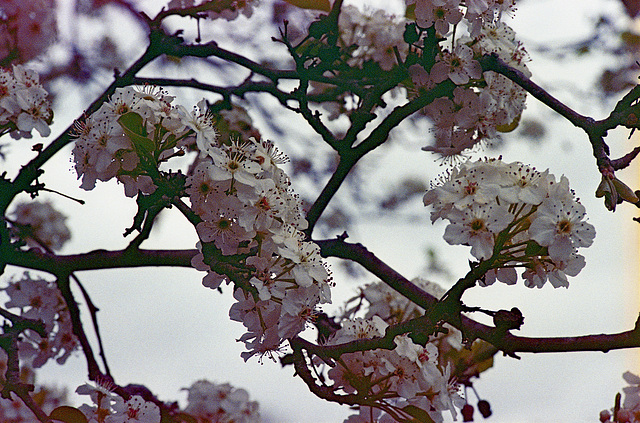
[340,278,495,406]
[409,0,517,38]
[76,382,161,423]
[0,353,67,423]
[293,0,529,159]
[344,278,468,357]
[71,84,333,360]
[339,6,408,72]
[188,136,332,360]
[0,0,57,64]
[182,380,260,423]
[406,2,530,158]
[182,102,262,176]
[324,316,464,423]
[0,64,53,139]
[308,5,408,121]
[10,200,71,251]
[1,272,78,367]
[72,87,212,196]
[353,277,447,325]
[600,372,640,423]
[424,158,595,288]
[305,0,530,158]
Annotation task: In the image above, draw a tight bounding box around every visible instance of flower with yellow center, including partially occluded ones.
[528,199,595,261]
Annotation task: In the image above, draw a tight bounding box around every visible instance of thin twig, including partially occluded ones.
[71,274,111,377]
[55,273,103,380]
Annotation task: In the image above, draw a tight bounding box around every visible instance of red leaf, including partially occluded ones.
[282,0,331,12]
[50,406,88,423]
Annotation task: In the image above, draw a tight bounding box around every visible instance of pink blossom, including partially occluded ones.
[431,45,482,85]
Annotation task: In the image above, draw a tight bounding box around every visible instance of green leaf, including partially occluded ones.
[496,113,521,133]
[622,31,640,48]
[118,111,146,136]
[50,406,88,423]
[524,240,546,256]
[118,112,155,154]
[404,23,419,45]
[162,133,178,151]
[402,405,437,423]
[467,340,495,375]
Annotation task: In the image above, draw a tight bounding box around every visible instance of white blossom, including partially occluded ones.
[11,200,71,251]
[425,158,595,288]
[529,199,596,261]
[443,203,512,260]
[431,45,482,85]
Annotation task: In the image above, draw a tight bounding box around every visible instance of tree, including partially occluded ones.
[0,0,640,422]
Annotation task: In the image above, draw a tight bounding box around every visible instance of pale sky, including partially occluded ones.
[3,0,640,422]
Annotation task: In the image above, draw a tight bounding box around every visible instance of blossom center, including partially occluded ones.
[30,296,43,308]
[557,219,572,234]
[97,134,108,147]
[464,181,478,195]
[199,182,212,195]
[115,103,130,115]
[470,218,486,231]
[217,218,232,230]
[418,349,431,363]
[257,197,271,211]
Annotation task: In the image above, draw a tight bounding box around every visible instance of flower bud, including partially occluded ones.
[477,400,492,418]
[612,177,639,203]
[462,404,474,422]
[595,175,618,211]
[617,409,632,423]
[625,112,638,127]
[595,174,638,211]
[493,307,524,331]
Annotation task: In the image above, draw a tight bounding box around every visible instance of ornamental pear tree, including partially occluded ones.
[1,0,640,422]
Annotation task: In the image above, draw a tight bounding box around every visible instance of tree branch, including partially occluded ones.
[0,309,51,422]
[55,273,103,380]
[304,80,456,236]
[315,236,640,356]
[477,54,594,130]
[477,53,640,174]
[5,248,196,274]
[130,76,294,107]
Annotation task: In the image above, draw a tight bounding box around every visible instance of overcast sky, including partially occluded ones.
[3,0,640,422]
